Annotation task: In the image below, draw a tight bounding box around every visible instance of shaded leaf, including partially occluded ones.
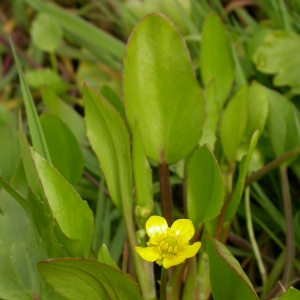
[40,112,84,185]
[97,244,120,270]
[38,258,143,300]
[220,85,248,164]
[206,236,259,300]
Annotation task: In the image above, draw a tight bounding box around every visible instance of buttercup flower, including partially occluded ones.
[135,216,201,269]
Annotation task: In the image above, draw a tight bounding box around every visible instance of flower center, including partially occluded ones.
[160,235,178,254]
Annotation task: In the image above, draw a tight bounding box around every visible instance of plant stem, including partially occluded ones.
[244,187,267,293]
[160,267,168,300]
[280,166,295,287]
[159,160,173,225]
[245,147,300,187]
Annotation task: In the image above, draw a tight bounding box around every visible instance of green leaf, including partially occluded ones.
[265,88,300,162]
[0,190,65,300]
[123,12,205,164]
[26,68,68,94]
[200,13,235,108]
[97,244,120,270]
[30,12,63,52]
[0,125,20,181]
[132,119,153,220]
[11,41,51,162]
[18,115,84,257]
[40,112,84,185]
[83,83,132,211]
[38,258,143,300]
[253,31,300,74]
[41,86,88,147]
[279,287,300,299]
[32,149,94,258]
[245,81,269,141]
[225,131,259,222]
[25,0,125,60]
[206,236,259,300]
[187,144,223,228]
[220,85,248,164]
[199,79,219,150]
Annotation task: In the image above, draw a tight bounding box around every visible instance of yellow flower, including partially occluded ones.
[135,216,201,269]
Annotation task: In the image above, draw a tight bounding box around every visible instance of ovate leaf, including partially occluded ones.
[220,85,248,164]
[31,12,62,52]
[97,244,120,270]
[38,258,143,300]
[124,13,205,164]
[187,145,223,228]
[207,237,259,300]
[200,13,234,108]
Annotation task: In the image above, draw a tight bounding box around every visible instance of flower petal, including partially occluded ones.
[146,216,168,241]
[162,255,186,269]
[171,219,195,243]
[135,246,160,262]
[182,242,201,258]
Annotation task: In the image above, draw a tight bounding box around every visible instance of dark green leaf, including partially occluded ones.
[38,258,143,300]
[206,236,259,300]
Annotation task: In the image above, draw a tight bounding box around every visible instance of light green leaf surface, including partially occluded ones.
[200,13,235,108]
[25,0,125,59]
[40,113,84,185]
[97,244,120,270]
[253,30,300,73]
[0,125,20,181]
[32,149,94,258]
[124,13,205,164]
[279,287,300,299]
[245,82,269,141]
[83,83,132,211]
[41,86,88,147]
[31,12,62,52]
[220,85,248,164]
[132,119,153,220]
[225,131,259,222]
[187,145,223,228]
[11,41,51,162]
[38,258,143,300]
[26,68,68,94]
[0,190,65,300]
[207,237,259,300]
[199,79,219,150]
[266,88,300,161]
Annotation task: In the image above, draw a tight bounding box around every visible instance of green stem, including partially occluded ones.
[158,160,173,226]
[244,187,267,293]
[160,267,168,300]
[280,166,295,287]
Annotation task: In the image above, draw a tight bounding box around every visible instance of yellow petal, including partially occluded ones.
[135,246,160,262]
[146,216,168,241]
[162,255,186,269]
[182,242,201,258]
[171,219,195,244]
